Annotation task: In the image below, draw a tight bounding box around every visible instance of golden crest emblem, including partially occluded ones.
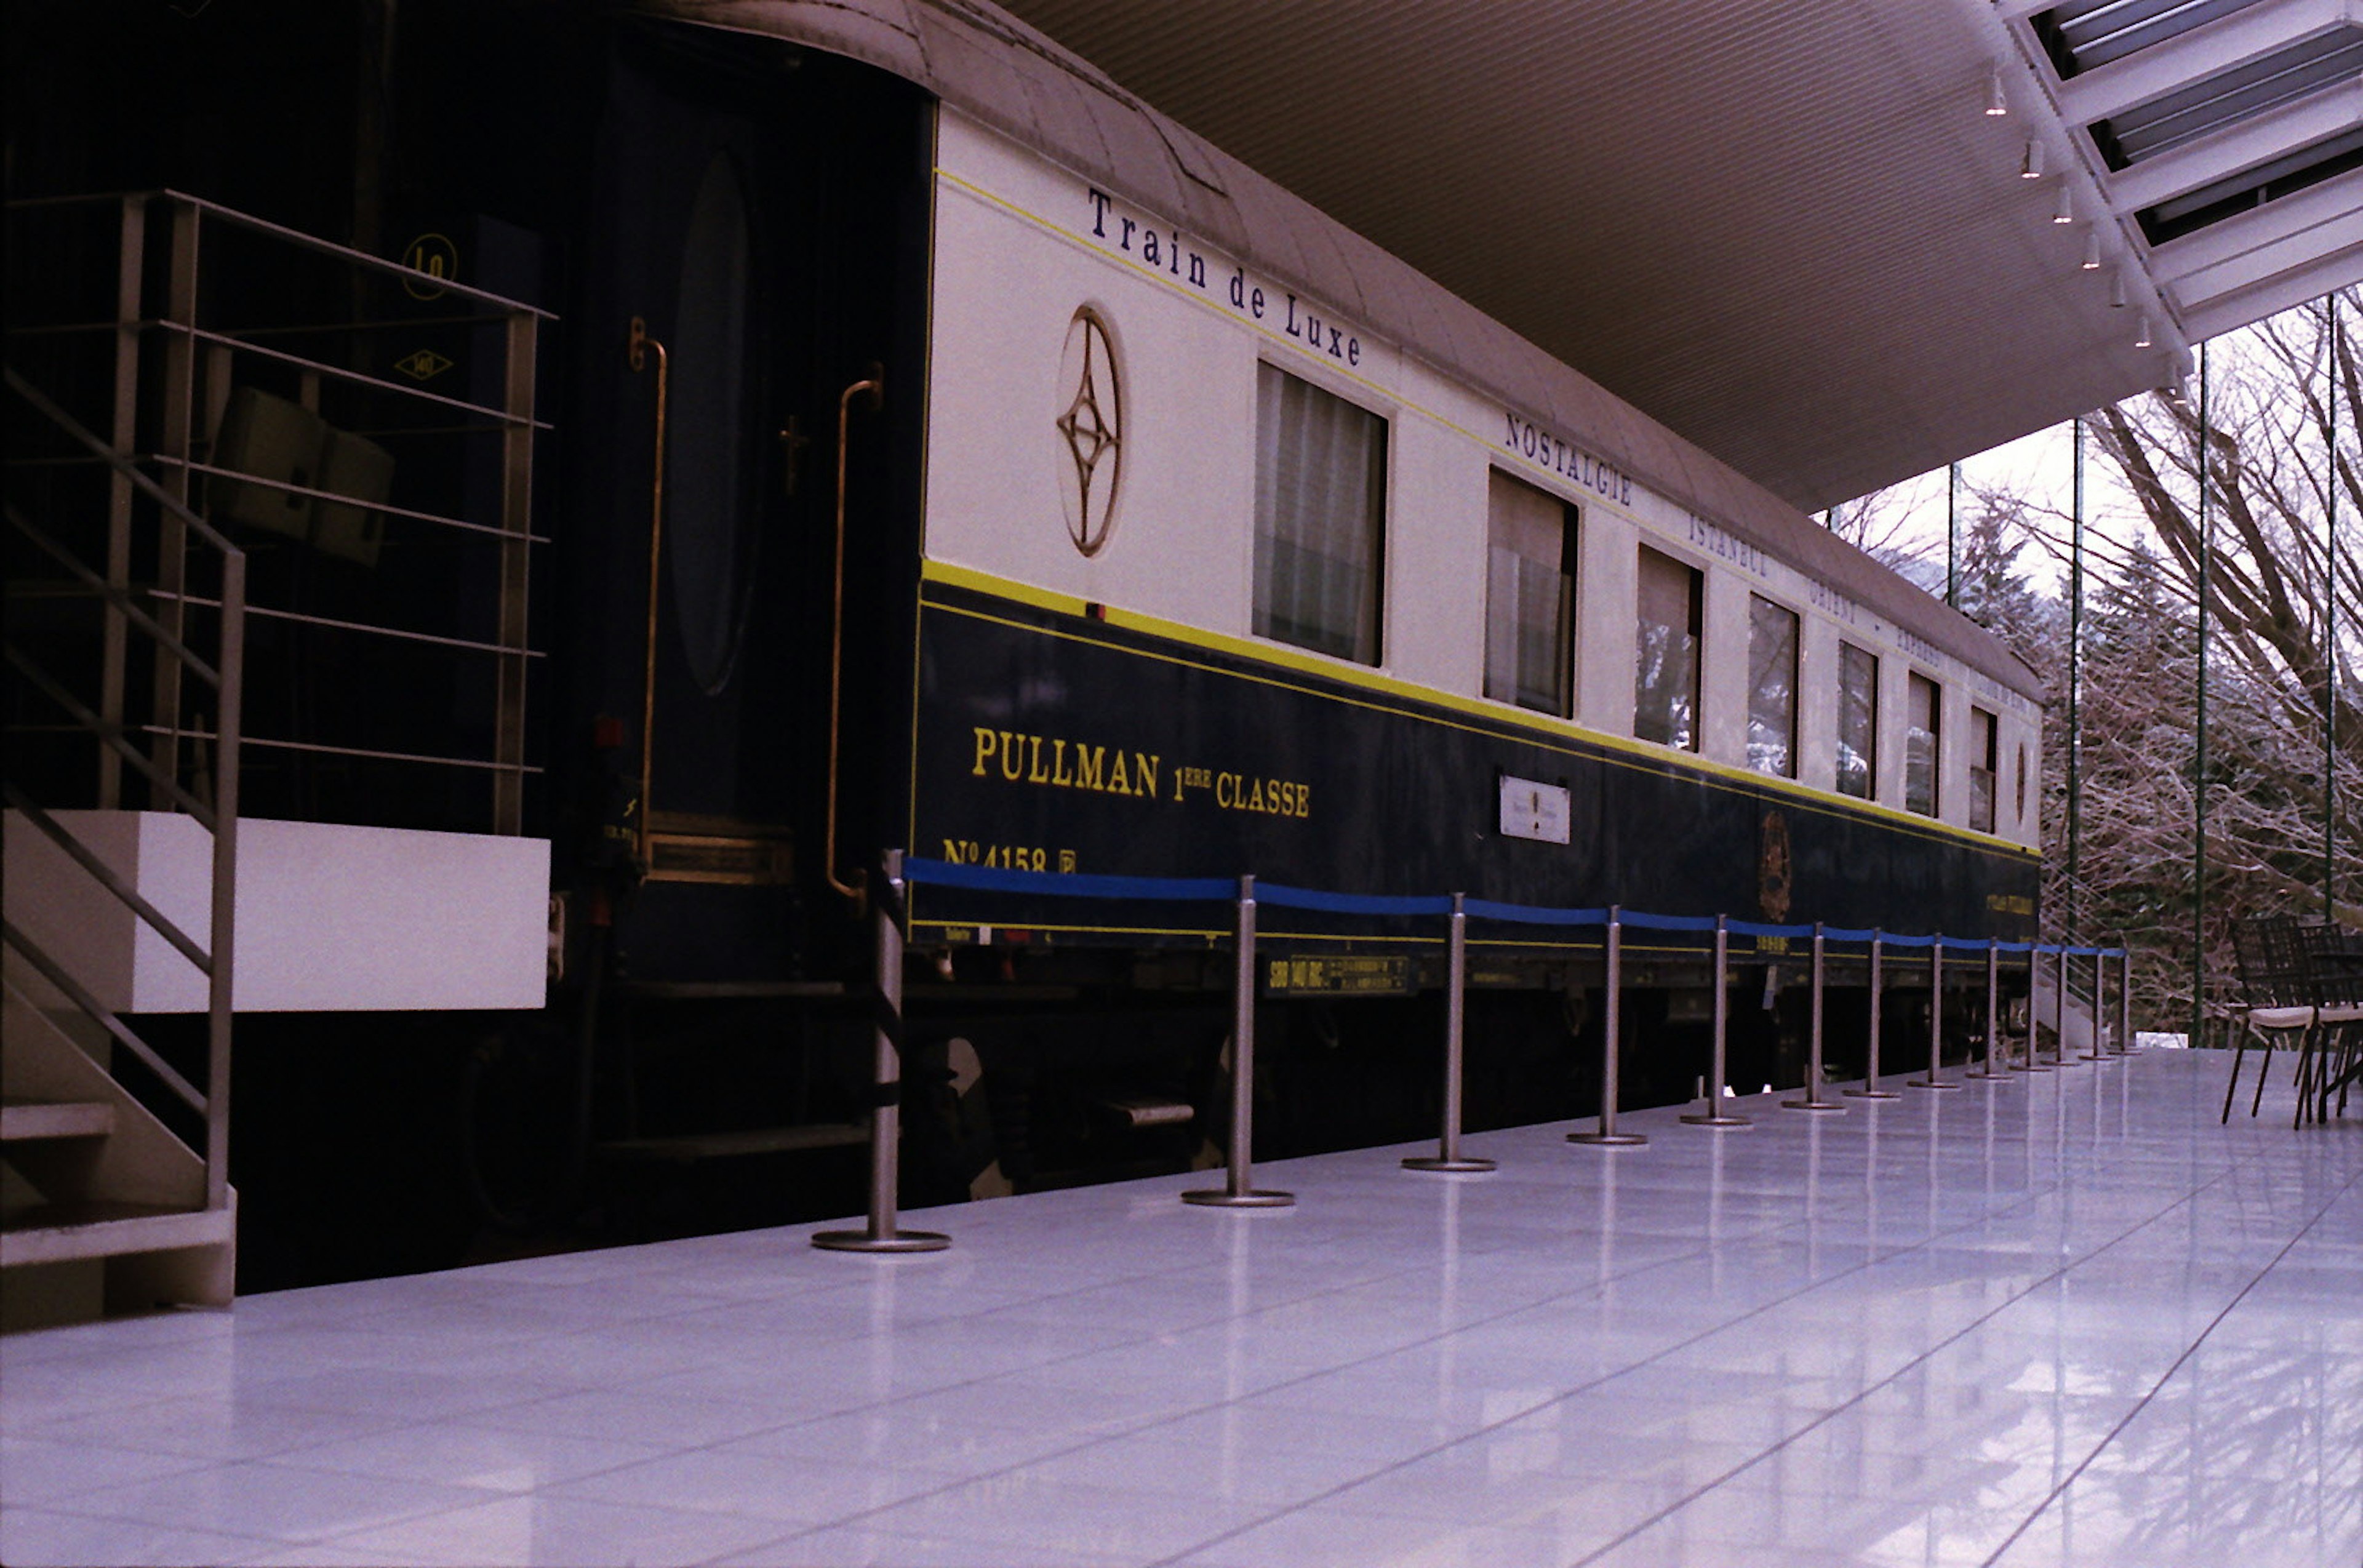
[1759,808,1793,924]
[1055,306,1122,556]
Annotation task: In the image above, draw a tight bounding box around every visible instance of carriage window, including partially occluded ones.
[1634,546,1701,750]
[1905,672,1941,817]
[1253,364,1386,664]
[1837,642,1877,799]
[2016,742,2028,824]
[1485,471,1575,716]
[1969,707,1998,833]
[668,150,758,695]
[1747,596,1798,777]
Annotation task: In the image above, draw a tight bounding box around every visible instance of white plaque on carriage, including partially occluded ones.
[1498,775,1571,844]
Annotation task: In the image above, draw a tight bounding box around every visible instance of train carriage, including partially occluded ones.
[3,0,2045,1284]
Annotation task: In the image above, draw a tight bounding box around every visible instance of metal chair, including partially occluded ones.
[2224,916,2317,1123]
[2294,923,2363,1127]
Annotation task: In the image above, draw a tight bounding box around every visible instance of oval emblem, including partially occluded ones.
[1055,306,1123,557]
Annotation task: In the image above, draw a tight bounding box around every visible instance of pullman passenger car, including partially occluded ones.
[4,0,2044,1275]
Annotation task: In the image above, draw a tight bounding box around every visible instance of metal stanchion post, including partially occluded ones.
[2127,944,2145,1053]
[1569,906,1646,1146]
[815,850,951,1254]
[1785,923,1844,1111]
[1407,894,1496,1172]
[1846,931,1900,1100]
[2053,945,2079,1066]
[1910,936,1961,1089]
[1186,876,1295,1207]
[1965,940,2006,1079]
[2079,948,2109,1060]
[1684,914,1751,1127]
[2017,946,2051,1071]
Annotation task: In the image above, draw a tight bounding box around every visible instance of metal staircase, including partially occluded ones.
[3,366,242,1329]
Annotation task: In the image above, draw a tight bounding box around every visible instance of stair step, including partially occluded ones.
[0,1201,235,1268]
[1,1100,118,1142]
[596,1122,871,1163]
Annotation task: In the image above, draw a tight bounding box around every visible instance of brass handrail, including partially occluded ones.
[825,364,885,905]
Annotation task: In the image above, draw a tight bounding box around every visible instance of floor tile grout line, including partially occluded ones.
[211,1070,2203,1556]
[1143,1131,2263,1568]
[650,1091,2095,1559]
[1974,1162,2363,1568]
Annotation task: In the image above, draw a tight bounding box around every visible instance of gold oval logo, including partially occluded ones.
[1055,306,1123,557]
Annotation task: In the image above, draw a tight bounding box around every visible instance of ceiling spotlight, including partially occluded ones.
[1986,67,2009,117]
[2082,228,2103,270]
[2053,185,2075,224]
[2136,313,2154,349]
[2110,270,2128,308]
[2020,139,2044,179]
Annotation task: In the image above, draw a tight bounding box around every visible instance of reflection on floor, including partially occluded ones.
[2,1048,2357,1567]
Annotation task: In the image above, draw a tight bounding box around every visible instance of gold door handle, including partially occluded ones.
[825,362,886,905]
[628,316,668,869]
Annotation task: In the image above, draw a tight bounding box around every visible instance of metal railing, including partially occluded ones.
[806,852,2138,1254]
[3,365,242,1213]
[4,190,550,834]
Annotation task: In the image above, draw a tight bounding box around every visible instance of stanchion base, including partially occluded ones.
[1566,1131,1648,1145]
[1402,1155,1499,1173]
[1678,1113,1753,1127]
[811,1229,951,1254]
[2013,1062,2054,1073]
[1960,1067,2009,1080]
[1842,1087,1902,1100]
[1781,1097,1847,1111]
[2079,1052,2109,1062]
[1906,1078,1964,1090]
[1182,1188,1296,1208]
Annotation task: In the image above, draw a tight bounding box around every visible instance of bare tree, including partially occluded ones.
[1914,289,2361,1030]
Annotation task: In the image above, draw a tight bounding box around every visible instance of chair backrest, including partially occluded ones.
[2232,916,2310,1009]
[2297,922,2363,1008]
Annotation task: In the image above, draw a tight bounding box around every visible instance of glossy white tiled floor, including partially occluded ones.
[4,1047,2357,1567]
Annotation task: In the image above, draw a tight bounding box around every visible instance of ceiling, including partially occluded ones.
[989,0,2363,512]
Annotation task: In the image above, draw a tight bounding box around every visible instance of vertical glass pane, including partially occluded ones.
[1253,363,1386,664]
[1837,642,1876,800]
[1485,471,1572,716]
[1747,595,1798,777]
[1634,547,1699,750]
[667,151,755,697]
[1905,673,1940,817]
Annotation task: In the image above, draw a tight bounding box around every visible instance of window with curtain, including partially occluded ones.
[1485,470,1575,716]
[1253,364,1387,664]
[1747,595,1798,777]
[1634,546,1701,750]
[1905,672,1941,817]
[1837,642,1877,800]
[1970,707,1998,833]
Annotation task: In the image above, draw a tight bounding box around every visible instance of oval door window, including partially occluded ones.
[665,151,758,696]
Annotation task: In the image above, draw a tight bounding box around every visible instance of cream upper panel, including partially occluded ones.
[926,113,2040,847]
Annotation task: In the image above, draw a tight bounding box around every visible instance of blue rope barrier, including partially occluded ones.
[900,853,2090,955]
[1256,884,1455,917]
[1462,898,1607,927]
[901,857,1235,902]
[1723,918,1812,940]
[1618,910,1721,934]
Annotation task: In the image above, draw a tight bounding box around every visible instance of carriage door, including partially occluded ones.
[594,46,818,983]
